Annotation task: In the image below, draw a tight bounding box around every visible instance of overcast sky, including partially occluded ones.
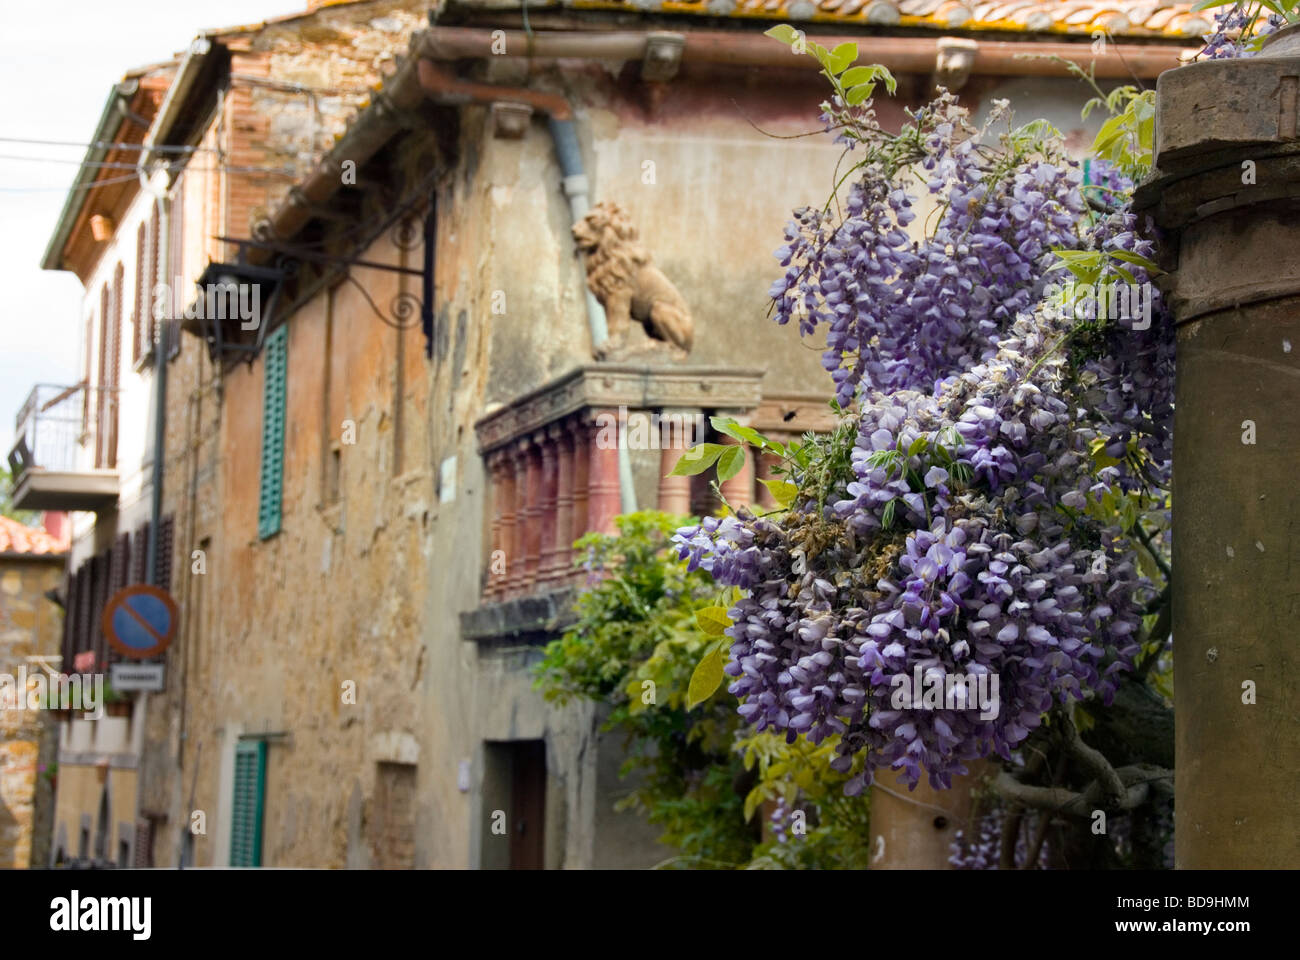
[0,0,306,455]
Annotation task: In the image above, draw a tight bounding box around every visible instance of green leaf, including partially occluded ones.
[764,24,801,46]
[716,444,745,483]
[710,416,766,447]
[839,65,879,87]
[828,42,857,75]
[743,783,768,823]
[1190,0,1238,10]
[845,82,874,106]
[1120,497,1138,533]
[907,435,928,457]
[668,442,725,476]
[695,606,732,636]
[1108,249,1162,274]
[687,642,726,709]
[758,478,799,509]
[882,498,897,529]
[876,64,897,95]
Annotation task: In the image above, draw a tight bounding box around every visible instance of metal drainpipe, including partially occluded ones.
[145,194,169,586]
[548,116,636,513]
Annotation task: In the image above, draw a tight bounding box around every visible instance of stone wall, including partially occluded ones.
[0,558,66,868]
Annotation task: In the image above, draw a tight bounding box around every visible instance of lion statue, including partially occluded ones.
[571,201,693,360]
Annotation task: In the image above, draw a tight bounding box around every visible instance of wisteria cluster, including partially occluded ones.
[949,810,1050,869]
[1200,8,1286,60]
[676,308,1149,791]
[676,94,1167,794]
[770,96,1088,407]
[1074,198,1176,487]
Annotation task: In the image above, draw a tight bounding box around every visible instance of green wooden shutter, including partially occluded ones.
[258,325,288,539]
[230,739,266,867]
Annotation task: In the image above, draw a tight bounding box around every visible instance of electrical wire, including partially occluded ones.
[0,136,213,154]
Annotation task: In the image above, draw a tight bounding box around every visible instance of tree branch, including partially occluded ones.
[1061,711,1125,807]
[991,764,1172,819]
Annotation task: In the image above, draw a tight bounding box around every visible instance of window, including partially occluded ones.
[230,740,266,867]
[258,325,288,540]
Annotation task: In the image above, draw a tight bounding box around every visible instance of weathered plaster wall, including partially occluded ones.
[0,559,65,867]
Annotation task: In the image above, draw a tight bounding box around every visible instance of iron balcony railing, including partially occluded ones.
[8,382,119,477]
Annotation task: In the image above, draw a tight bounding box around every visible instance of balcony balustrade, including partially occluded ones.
[7,383,120,512]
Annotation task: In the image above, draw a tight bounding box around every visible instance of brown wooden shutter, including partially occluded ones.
[96,286,109,467]
[106,264,123,468]
[131,522,149,585]
[133,223,146,365]
[133,818,154,868]
[76,562,93,660]
[158,515,176,590]
[90,552,111,671]
[61,569,78,675]
[82,310,94,434]
[148,201,161,350]
[106,534,130,666]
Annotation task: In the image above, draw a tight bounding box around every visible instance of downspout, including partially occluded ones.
[549,116,635,514]
[416,60,636,513]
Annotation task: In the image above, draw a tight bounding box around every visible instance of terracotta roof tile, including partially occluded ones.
[0,516,69,556]
[567,0,1211,37]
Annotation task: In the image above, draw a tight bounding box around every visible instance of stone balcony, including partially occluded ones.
[460,364,834,644]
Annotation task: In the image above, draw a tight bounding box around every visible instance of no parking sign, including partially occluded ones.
[101,584,178,659]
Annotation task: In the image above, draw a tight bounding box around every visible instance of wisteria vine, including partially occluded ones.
[675,65,1174,795]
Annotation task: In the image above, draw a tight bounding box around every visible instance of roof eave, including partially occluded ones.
[39,81,139,274]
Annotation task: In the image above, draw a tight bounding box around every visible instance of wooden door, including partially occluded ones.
[509,740,546,870]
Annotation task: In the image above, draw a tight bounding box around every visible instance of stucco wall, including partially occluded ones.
[0,558,65,867]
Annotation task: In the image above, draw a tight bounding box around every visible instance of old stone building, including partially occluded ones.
[0,515,68,868]
[17,0,1202,867]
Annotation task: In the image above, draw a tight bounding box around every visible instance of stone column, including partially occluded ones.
[554,426,575,582]
[1136,27,1300,868]
[587,409,622,537]
[870,762,991,869]
[656,408,697,516]
[537,430,560,588]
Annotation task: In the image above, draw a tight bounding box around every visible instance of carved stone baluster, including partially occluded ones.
[569,415,591,588]
[509,439,530,598]
[553,425,575,584]
[656,407,697,516]
[718,436,753,510]
[754,448,783,510]
[537,429,560,588]
[522,438,543,593]
[492,452,516,601]
[587,409,622,538]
